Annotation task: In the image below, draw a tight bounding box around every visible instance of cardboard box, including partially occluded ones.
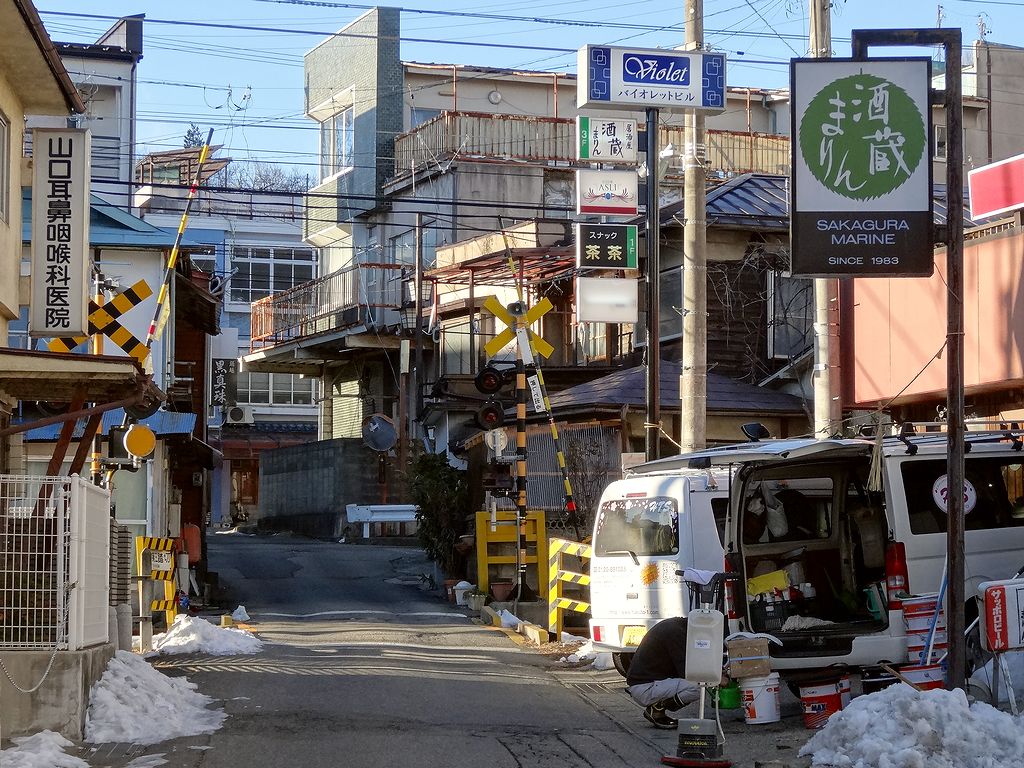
[727,637,772,679]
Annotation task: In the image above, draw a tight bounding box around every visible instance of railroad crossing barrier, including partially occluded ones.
[135,535,178,649]
[547,537,592,637]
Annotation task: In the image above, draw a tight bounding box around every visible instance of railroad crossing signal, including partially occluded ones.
[482,296,554,359]
[47,280,153,363]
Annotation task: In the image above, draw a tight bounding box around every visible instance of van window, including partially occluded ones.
[902,457,1024,534]
[711,497,729,546]
[594,497,679,556]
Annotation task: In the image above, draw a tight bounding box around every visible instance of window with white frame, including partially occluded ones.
[0,111,9,223]
[229,245,316,304]
[578,322,608,361]
[319,106,354,180]
[768,271,813,360]
[237,370,316,406]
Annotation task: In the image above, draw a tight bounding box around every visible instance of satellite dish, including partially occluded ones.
[362,414,398,452]
[484,428,508,453]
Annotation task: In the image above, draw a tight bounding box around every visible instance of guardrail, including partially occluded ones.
[547,537,592,637]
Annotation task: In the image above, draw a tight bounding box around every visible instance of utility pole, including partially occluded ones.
[810,0,841,438]
[645,106,661,461]
[680,0,707,453]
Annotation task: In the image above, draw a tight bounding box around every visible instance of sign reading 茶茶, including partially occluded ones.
[575,223,638,269]
[30,128,91,336]
[578,45,726,113]
[791,58,933,277]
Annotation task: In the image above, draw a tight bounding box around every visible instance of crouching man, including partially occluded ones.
[625,617,700,729]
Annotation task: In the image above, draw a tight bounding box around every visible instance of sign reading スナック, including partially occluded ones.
[575,223,638,269]
[577,45,726,113]
[30,129,91,337]
[577,117,637,163]
[791,58,933,277]
[210,358,239,408]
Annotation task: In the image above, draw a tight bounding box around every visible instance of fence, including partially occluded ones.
[0,475,110,651]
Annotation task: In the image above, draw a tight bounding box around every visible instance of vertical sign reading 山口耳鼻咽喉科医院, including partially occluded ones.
[791,58,933,277]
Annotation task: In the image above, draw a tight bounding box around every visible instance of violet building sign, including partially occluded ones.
[30,128,91,337]
[791,58,933,277]
[578,45,726,113]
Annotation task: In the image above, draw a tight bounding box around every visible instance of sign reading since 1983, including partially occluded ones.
[577,45,726,113]
[790,58,933,278]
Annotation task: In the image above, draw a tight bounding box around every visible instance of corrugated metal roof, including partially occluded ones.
[659,173,998,231]
[22,409,197,441]
[544,360,805,415]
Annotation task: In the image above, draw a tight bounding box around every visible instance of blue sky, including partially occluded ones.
[35,0,1024,178]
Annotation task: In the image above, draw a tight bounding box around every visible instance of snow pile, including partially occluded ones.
[0,731,89,768]
[85,650,226,745]
[497,609,522,628]
[152,614,262,656]
[557,638,615,669]
[231,605,251,623]
[799,683,1024,768]
[560,631,587,644]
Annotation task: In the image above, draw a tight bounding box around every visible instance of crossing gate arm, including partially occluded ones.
[548,537,593,637]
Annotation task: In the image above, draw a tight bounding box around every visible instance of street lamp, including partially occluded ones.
[398,279,419,335]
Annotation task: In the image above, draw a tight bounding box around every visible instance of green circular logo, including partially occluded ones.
[799,73,925,201]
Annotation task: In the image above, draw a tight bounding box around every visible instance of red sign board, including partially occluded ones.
[968,153,1024,220]
[980,578,1024,652]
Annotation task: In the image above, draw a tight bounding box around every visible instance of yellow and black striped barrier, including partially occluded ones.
[547,537,592,636]
[135,535,178,626]
[48,280,153,363]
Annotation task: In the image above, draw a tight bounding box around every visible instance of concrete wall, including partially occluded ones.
[258,438,398,537]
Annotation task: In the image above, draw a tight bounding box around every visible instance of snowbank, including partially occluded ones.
[152,614,262,656]
[799,683,1024,768]
[557,638,615,669]
[0,731,88,768]
[85,650,226,745]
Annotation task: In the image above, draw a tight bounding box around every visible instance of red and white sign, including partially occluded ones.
[980,578,1024,652]
[968,153,1024,220]
[576,169,638,216]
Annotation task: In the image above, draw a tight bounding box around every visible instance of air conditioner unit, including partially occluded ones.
[225,405,255,425]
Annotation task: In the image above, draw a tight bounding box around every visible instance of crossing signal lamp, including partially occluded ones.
[474,365,506,395]
[475,399,505,430]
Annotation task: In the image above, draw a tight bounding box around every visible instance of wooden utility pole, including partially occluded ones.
[680,0,707,452]
[645,106,661,461]
[810,0,841,438]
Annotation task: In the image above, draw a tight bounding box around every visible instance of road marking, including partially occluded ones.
[256,610,461,618]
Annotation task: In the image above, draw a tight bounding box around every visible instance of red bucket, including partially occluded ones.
[799,681,842,729]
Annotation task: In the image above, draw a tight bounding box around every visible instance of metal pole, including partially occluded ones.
[645,106,661,461]
[513,306,534,604]
[680,0,707,453]
[810,0,841,438]
[944,31,967,694]
[414,213,425,436]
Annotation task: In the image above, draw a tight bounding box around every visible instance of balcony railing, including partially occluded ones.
[392,110,791,179]
[250,262,406,350]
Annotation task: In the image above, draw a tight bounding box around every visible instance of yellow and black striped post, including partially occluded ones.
[513,304,535,603]
[547,537,593,636]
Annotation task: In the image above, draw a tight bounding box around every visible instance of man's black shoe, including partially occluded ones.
[643,702,678,729]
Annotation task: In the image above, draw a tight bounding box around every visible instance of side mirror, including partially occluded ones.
[740,422,771,442]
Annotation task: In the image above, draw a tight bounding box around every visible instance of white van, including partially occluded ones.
[638,430,1024,673]
[588,469,729,675]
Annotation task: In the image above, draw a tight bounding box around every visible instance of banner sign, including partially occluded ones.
[979,578,1024,652]
[30,128,91,337]
[968,153,1024,220]
[790,58,933,277]
[575,223,638,269]
[576,169,638,216]
[577,117,638,163]
[210,357,238,408]
[578,45,726,113]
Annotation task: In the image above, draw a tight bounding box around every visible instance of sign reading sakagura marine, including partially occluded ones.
[791,58,933,277]
[30,129,92,336]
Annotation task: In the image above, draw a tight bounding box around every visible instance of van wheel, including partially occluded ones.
[612,652,632,678]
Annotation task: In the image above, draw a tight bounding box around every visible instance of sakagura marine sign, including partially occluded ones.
[790,58,934,278]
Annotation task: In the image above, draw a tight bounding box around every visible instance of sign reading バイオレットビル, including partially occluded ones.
[791,58,933,277]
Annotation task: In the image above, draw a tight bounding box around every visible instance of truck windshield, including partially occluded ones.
[593,496,679,556]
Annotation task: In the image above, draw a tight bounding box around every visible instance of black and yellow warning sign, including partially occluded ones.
[48,280,152,363]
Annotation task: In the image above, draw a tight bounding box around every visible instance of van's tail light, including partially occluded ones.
[885,541,909,610]
[592,625,602,643]
[723,557,738,620]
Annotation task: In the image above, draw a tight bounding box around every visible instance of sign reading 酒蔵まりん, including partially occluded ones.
[575,223,638,269]
[576,169,638,216]
[210,358,239,408]
[577,45,726,113]
[30,129,91,337]
[791,58,933,277]
[577,117,638,163]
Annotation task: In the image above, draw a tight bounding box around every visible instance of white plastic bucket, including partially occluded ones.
[906,612,945,633]
[454,585,473,606]
[740,673,781,724]
[899,663,945,690]
[902,595,941,618]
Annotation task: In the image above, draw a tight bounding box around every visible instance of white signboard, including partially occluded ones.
[576,169,638,216]
[578,45,726,113]
[576,277,639,323]
[577,117,637,163]
[30,128,91,337]
[790,58,932,277]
